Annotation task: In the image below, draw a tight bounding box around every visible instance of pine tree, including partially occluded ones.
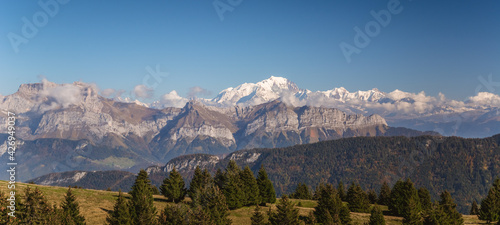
[189,166,204,198]
[418,187,432,211]
[470,200,479,215]
[347,182,370,213]
[160,167,187,203]
[257,165,276,205]
[158,203,192,225]
[367,189,378,204]
[192,183,231,225]
[291,183,312,200]
[338,181,347,202]
[0,191,11,224]
[250,205,266,225]
[106,190,131,225]
[389,179,421,218]
[314,183,351,224]
[241,166,260,206]
[378,181,391,206]
[479,178,500,223]
[403,197,423,225]
[368,205,386,225]
[21,187,56,224]
[129,169,157,225]
[423,202,447,225]
[268,195,300,225]
[221,161,245,209]
[61,187,86,225]
[438,190,463,224]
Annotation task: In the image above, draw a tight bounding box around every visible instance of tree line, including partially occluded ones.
[0,186,85,224]
[106,160,277,225]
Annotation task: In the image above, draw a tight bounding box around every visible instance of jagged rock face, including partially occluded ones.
[0,81,407,181]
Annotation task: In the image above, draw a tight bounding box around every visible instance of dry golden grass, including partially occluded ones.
[0,181,491,225]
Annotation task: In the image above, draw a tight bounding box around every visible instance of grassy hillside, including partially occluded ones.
[0,181,486,225]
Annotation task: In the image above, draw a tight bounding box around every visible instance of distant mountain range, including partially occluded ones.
[29,134,500,214]
[0,80,435,181]
[125,76,500,137]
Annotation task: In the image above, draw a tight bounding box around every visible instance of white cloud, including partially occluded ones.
[133,84,154,99]
[101,88,116,98]
[158,90,188,108]
[468,92,500,107]
[188,86,212,98]
[38,79,82,112]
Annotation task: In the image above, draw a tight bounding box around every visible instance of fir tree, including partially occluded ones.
[479,178,500,223]
[188,166,204,198]
[438,191,463,224]
[160,167,187,203]
[338,181,347,202]
[347,182,370,213]
[129,169,157,225]
[291,183,312,200]
[21,187,55,224]
[250,205,266,225]
[61,187,86,225]
[0,191,12,224]
[106,190,131,225]
[368,189,378,204]
[418,187,432,211]
[314,183,351,224]
[221,161,245,209]
[470,200,479,215]
[423,202,447,225]
[378,181,391,206]
[369,205,386,225]
[158,203,192,225]
[257,165,276,205]
[241,166,260,206]
[390,179,421,218]
[403,197,423,225]
[192,183,231,225]
[268,195,300,225]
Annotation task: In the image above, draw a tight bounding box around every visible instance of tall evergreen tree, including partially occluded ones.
[390,179,421,218]
[438,191,463,224]
[61,187,86,225]
[367,189,378,204]
[479,178,500,223]
[158,204,192,225]
[221,160,245,209]
[191,183,231,225]
[189,166,204,198]
[240,166,260,206]
[19,187,54,224]
[418,187,432,211]
[106,190,131,225]
[368,205,386,225]
[268,195,300,225]
[160,167,187,203]
[129,169,157,225]
[257,165,276,205]
[347,182,370,213]
[250,205,266,225]
[470,200,479,215]
[423,202,447,225]
[403,197,423,225]
[338,181,347,202]
[0,191,14,224]
[314,184,351,224]
[378,181,391,206]
[291,183,312,200]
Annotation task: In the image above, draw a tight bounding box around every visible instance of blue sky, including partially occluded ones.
[1,0,499,101]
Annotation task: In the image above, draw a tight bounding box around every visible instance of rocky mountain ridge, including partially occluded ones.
[0,80,435,181]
